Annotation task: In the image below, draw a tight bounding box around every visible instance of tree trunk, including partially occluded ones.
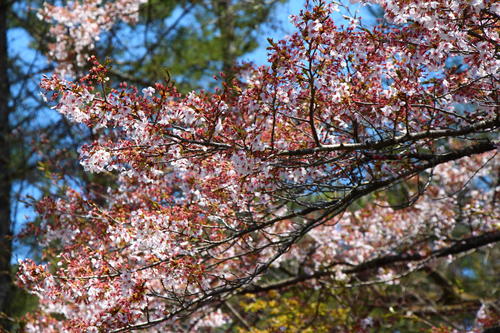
[0,0,13,327]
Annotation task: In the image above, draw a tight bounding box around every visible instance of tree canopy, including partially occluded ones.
[16,0,500,332]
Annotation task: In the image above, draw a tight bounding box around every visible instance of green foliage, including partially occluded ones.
[106,0,285,92]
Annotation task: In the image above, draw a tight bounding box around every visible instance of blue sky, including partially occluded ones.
[244,0,379,65]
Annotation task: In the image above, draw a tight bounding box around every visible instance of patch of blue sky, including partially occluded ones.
[11,183,43,264]
[8,22,69,263]
[243,1,382,66]
[461,267,477,279]
[7,26,58,127]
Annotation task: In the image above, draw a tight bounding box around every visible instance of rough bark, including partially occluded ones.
[0,0,13,326]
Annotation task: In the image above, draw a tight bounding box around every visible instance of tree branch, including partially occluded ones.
[278,118,499,157]
[240,231,500,294]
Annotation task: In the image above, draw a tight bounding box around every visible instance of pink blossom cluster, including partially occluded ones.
[38,0,147,76]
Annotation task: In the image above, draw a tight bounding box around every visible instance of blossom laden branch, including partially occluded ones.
[18,0,500,331]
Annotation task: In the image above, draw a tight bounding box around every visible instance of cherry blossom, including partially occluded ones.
[19,0,499,331]
[38,0,147,76]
